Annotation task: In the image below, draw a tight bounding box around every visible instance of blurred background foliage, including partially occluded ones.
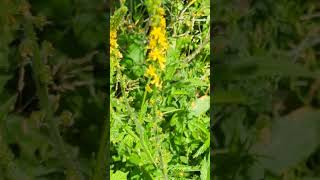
[0,0,107,179]
[213,0,320,179]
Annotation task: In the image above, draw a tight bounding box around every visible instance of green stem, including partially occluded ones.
[156,91,169,180]
[154,122,168,180]
[91,96,109,180]
[138,78,149,122]
[118,70,158,170]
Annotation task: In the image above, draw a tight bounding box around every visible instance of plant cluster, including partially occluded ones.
[0,0,107,179]
[110,0,210,179]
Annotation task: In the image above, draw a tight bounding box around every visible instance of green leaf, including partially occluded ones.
[126,44,144,64]
[110,170,128,180]
[190,96,210,116]
[200,154,210,180]
[193,138,210,158]
[251,107,320,175]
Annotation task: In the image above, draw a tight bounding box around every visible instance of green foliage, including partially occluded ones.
[214,0,320,179]
[0,0,107,179]
[111,0,210,179]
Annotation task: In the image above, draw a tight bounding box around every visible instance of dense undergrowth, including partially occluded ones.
[110,0,210,179]
[0,0,107,179]
[213,0,320,179]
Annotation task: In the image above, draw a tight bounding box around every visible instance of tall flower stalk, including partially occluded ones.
[145,0,168,92]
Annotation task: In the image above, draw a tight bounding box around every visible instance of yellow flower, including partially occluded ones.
[110,31,117,46]
[159,17,166,29]
[110,30,122,59]
[148,48,162,61]
[151,75,162,88]
[158,56,166,70]
[159,39,168,51]
[150,27,162,39]
[145,65,157,77]
[148,38,157,49]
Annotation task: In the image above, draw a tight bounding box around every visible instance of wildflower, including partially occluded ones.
[145,65,157,77]
[110,30,122,59]
[110,31,118,48]
[148,48,162,62]
[151,75,162,88]
[158,56,166,70]
[144,3,168,92]
[150,27,162,39]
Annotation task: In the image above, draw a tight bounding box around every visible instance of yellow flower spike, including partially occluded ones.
[110,30,122,59]
[144,2,167,92]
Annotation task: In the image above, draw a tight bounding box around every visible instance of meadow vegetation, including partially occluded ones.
[213,0,320,179]
[0,0,107,179]
[110,0,210,179]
